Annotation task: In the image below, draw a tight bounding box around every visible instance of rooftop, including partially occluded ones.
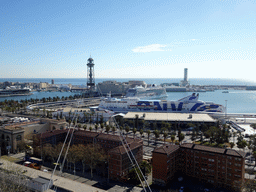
[124,112,217,123]
[181,143,246,158]
[153,144,180,155]
[109,141,143,155]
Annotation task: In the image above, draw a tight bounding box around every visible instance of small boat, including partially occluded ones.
[222,91,229,93]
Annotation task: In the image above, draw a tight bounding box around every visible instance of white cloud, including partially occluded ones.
[132,44,168,53]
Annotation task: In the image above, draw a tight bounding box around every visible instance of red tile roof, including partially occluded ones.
[153,144,180,155]
[181,143,246,158]
[108,141,143,155]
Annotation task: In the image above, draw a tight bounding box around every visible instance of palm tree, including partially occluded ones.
[163,132,168,143]
[178,133,185,144]
[147,130,151,146]
[95,124,98,132]
[135,114,139,129]
[125,125,130,136]
[100,123,104,130]
[171,134,175,144]
[132,128,137,138]
[153,130,160,144]
[119,126,123,134]
[105,125,110,134]
[111,126,116,135]
[139,129,144,138]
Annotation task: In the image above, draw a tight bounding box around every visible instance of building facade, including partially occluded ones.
[152,143,245,190]
[33,129,143,181]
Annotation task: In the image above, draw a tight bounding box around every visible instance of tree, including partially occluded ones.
[178,133,185,143]
[82,144,107,179]
[139,129,144,138]
[135,114,139,129]
[153,130,160,144]
[119,126,123,134]
[171,134,175,144]
[147,130,151,146]
[83,124,87,131]
[89,126,92,132]
[105,125,110,134]
[237,140,247,151]
[78,123,82,129]
[128,161,151,184]
[69,145,81,177]
[100,123,104,130]
[230,142,235,149]
[190,129,196,143]
[95,124,99,132]
[111,126,116,135]
[163,132,168,143]
[125,125,130,136]
[132,128,137,138]
[242,179,256,192]
[0,161,29,191]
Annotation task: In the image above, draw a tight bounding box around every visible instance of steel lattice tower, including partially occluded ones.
[87,57,95,95]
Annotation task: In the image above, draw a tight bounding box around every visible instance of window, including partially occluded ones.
[16,135,22,141]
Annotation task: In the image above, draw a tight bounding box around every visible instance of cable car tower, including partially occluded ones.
[87,57,95,96]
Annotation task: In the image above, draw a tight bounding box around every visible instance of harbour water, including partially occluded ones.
[0,78,256,114]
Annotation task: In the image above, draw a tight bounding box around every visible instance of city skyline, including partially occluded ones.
[1,0,256,81]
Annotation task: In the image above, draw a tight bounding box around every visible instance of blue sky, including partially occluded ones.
[1,0,256,81]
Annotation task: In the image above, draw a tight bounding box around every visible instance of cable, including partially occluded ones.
[112,117,152,192]
[46,113,77,191]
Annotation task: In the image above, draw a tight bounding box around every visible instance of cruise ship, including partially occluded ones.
[0,87,32,97]
[97,93,224,113]
[125,85,167,99]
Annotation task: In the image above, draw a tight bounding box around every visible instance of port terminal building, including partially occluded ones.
[123,112,217,127]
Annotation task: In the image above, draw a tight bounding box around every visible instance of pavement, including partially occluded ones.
[7,153,145,192]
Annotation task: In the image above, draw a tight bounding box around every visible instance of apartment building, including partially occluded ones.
[108,138,143,181]
[152,144,180,186]
[33,129,143,181]
[152,143,245,190]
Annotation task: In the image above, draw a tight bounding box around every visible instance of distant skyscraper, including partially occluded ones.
[184,68,188,82]
[87,57,95,94]
[51,79,54,84]
[180,68,190,87]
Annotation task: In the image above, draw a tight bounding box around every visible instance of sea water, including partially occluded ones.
[0,78,256,113]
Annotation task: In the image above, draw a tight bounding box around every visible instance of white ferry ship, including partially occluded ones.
[97,93,224,113]
[125,85,167,99]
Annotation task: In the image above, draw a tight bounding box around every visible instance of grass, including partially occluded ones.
[0,155,19,163]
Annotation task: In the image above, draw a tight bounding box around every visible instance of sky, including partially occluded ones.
[1,0,256,81]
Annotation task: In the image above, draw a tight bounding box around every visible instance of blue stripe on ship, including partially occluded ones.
[171,103,176,111]
[190,103,204,111]
[177,102,183,111]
